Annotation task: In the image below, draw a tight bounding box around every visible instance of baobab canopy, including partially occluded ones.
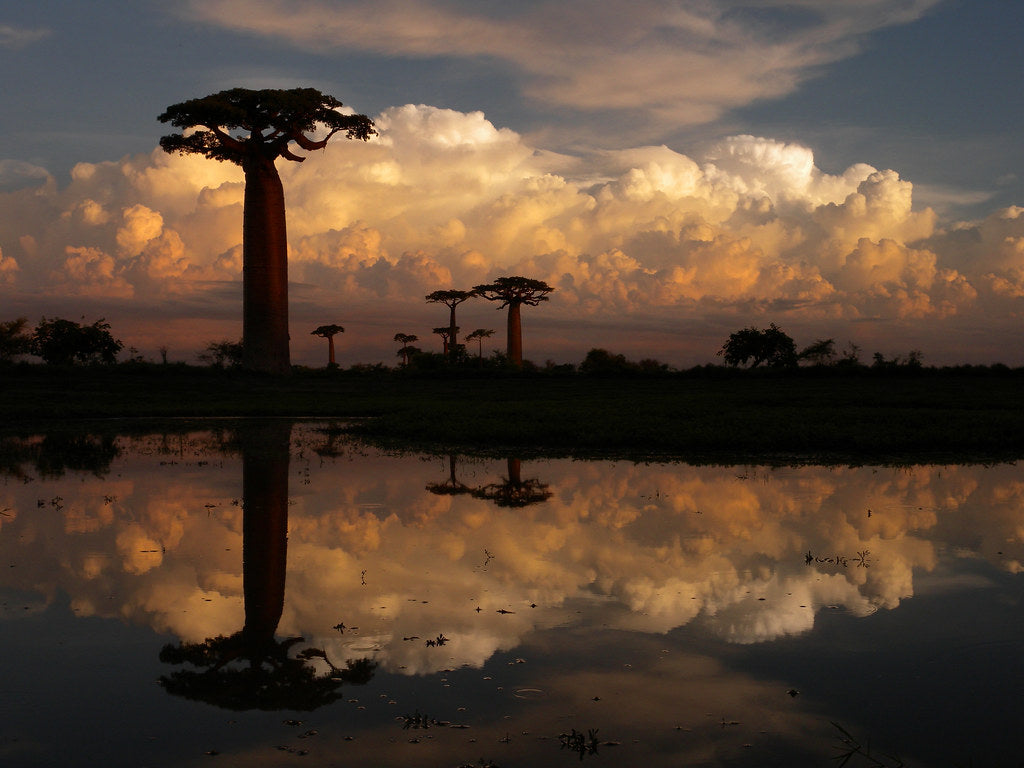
[158,88,375,166]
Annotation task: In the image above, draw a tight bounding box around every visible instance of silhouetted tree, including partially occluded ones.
[199,339,243,368]
[797,338,836,366]
[30,317,122,365]
[394,333,419,367]
[311,324,345,367]
[836,341,862,368]
[158,88,374,374]
[717,323,797,368]
[872,349,923,369]
[432,326,458,357]
[579,348,636,374]
[473,276,554,366]
[0,317,30,361]
[425,289,476,362]
[465,328,495,364]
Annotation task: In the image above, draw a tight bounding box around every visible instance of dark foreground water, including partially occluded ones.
[2,420,1023,767]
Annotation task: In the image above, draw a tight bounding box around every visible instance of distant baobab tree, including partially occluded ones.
[158,88,374,374]
[465,328,495,363]
[425,289,477,362]
[432,326,458,357]
[473,276,554,367]
[394,333,419,366]
[311,324,344,367]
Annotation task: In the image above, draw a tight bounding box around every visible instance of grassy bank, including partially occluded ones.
[2,363,1023,462]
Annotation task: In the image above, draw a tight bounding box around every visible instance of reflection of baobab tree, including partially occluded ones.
[159,420,375,710]
[425,455,474,497]
[472,458,553,508]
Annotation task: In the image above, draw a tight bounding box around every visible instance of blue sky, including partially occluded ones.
[2,0,1024,366]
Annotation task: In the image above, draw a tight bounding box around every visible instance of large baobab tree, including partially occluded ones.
[158,88,374,374]
[473,277,554,367]
[425,289,476,362]
[311,324,344,367]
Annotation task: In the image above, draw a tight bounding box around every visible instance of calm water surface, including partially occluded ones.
[2,420,1023,767]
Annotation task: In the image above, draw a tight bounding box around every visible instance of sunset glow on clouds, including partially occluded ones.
[1,0,1023,365]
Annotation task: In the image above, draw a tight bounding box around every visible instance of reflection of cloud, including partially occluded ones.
[3,427,1023,673]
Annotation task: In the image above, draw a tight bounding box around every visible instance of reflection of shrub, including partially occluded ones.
[35,434,120,478]
[0,433,120,479]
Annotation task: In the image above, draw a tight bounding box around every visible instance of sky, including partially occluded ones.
[2,0,1023,367]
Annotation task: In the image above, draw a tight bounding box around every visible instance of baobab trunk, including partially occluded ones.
[240,421,291,648]
[506,302,522,366]
[327,336,336,366]
[448,306,458,362]
[242,157,290,375]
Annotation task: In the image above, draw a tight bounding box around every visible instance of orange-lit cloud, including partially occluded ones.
[1,105,1023,364]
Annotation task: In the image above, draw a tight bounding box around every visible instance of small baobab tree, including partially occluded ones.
[425,289,477,362]
[432,326,458,357]
[394,333,419,367]
[158,88,374,374]
[311,324,344,367]
[473,276,554,367]
[465,328,495,364]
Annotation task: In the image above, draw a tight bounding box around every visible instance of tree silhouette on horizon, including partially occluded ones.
[394,333,419,366]
[474,277,554,367]
[425,289,477,362]
[432,326,458,357]
[311,324,345,367]
[465,328,495,364]
[158,88,374,374]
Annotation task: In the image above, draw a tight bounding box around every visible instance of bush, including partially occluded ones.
[30,317,123,365]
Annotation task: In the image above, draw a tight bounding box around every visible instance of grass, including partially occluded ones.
[2,362,1023,462]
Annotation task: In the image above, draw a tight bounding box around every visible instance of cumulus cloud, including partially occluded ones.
[1,103,1021,364]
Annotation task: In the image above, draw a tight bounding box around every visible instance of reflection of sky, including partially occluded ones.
[3,422,1024,765]
[2,425,1022,666]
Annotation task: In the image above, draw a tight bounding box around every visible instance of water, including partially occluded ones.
[2,420,1023,766]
